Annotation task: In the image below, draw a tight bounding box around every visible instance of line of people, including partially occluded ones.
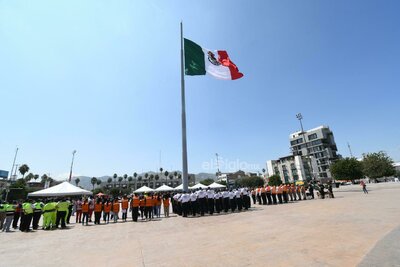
[172,188,251,217]
[0,193,172,233]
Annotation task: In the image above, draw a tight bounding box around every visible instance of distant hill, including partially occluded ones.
[72,172,217,190]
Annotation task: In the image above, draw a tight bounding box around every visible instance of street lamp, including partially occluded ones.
[68,150,77,182]
[296,113,314,182]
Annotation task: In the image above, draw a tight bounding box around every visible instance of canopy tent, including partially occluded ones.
[208,182,226,189]
[174,184,184,191]
[134,185,154,193]
[154,184,174,192]
[28,181,92,197]
[189,183,208,190]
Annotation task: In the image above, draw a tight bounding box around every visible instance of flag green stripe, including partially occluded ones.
[184,38,206,76]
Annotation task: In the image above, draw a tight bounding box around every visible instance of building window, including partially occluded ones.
[290,138,303,146]
[308,133,317,140]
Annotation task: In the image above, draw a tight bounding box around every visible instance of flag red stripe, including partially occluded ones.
[217,51,244,80]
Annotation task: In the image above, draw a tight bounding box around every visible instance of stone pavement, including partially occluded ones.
[2,182,400,267]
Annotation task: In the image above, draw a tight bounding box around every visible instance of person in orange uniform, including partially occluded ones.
[271,186,277,205]
[94,198,103,225]
[163,195,170,217]
[130,194,140,222]
[112,198,120,223]
[103,200,111,224]
[296,185,302,201]
[283,184,288,203]
[81,199,89,226]
[121,196,129,222]
[277,184,283,204]
[291,184,297,201]
[266,185,272,205]
[144,194,153,221]
[139,195,145,220]
[260,186,267,205]
[154,194,162,218]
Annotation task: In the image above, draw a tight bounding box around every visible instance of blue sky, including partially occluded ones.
[1,0,399,179]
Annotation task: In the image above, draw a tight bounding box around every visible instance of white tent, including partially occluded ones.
[174,184,184,191]
[190,183,208,189]
[208,182,226,189]
[28,181,93,197]
[154,184,174,192]
[134,185,154,193]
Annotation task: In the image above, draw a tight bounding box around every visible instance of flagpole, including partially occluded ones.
[180,22,189,192]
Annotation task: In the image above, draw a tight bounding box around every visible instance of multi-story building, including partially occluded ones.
[290,126,339,179]
[267,125,339,182]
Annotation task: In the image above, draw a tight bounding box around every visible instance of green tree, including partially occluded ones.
[96,179,102,187]
[268,175,282,186]
[41,174,48,184]
[201,178,214,186]
[118,177,123,187]
[362,151,396,179]
[113,173,118,187]
[19,164,30,179]
[75,178,80,186]
[107,177,112,185]
[25,172,34,183]
[128,176,133,188]
[34,174,39,181]
[123,174,128,183]
[330,157,364,181]
[91,177,97,190]
[236,176,264,187]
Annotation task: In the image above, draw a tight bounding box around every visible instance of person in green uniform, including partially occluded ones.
[20,199,34,232]
[56,198,69,229]
[0,201,6,229]
[2,201,16,232]
[32,200,44,230]
[42,200,56,230]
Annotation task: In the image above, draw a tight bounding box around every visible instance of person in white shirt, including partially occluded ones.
[214,191,222,213]
[190,191,198,216]
[180,192,190,217]
[235,189,242,211]
[206,188,214,215]
[222,190,230,212]
[197,189,207,216]
[229,190,236,212]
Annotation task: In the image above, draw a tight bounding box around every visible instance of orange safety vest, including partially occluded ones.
[271,186,277,194]
[112,202,120,212]
[277,186,283,194]
[94,203,102,212]
[266,186,271,192]
[131,197,140,207]
[104,203,111,213]
[145,197,153,207]
[121,199,129,209]
[82,203,89,213]
[163,198,170,207]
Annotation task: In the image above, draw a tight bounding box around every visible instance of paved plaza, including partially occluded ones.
[2,183,400,267]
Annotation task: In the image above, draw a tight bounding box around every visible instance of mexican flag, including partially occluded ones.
[184,38,243,80]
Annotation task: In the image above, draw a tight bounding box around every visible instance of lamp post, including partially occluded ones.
[68,150,77,182]
[296,113,314,181]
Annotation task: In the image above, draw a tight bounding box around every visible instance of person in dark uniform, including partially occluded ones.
[309,183,314,199]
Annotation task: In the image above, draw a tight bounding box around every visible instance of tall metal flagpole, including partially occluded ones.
[180,22,189,192]
[69,150,77,182]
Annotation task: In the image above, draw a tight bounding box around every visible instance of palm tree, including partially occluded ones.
[41,174,48,184]
[169,174,173,180]
[91,177,97,190]
[123,174,128,184]
[34,174,39,181]
[107,177,112,188]
[19,164,30,179]
[174,171,178,179]
[75,178,80,186]
[113,173,117,187]
[138,176,142,181]
[118,177,123,187]
[178,174,182,179]
[128,176,133,188]
[25,172,34,183]
[164,171,169,184]
[144,173,149,180]
[96,179,102,187]
[133,172,138,189]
